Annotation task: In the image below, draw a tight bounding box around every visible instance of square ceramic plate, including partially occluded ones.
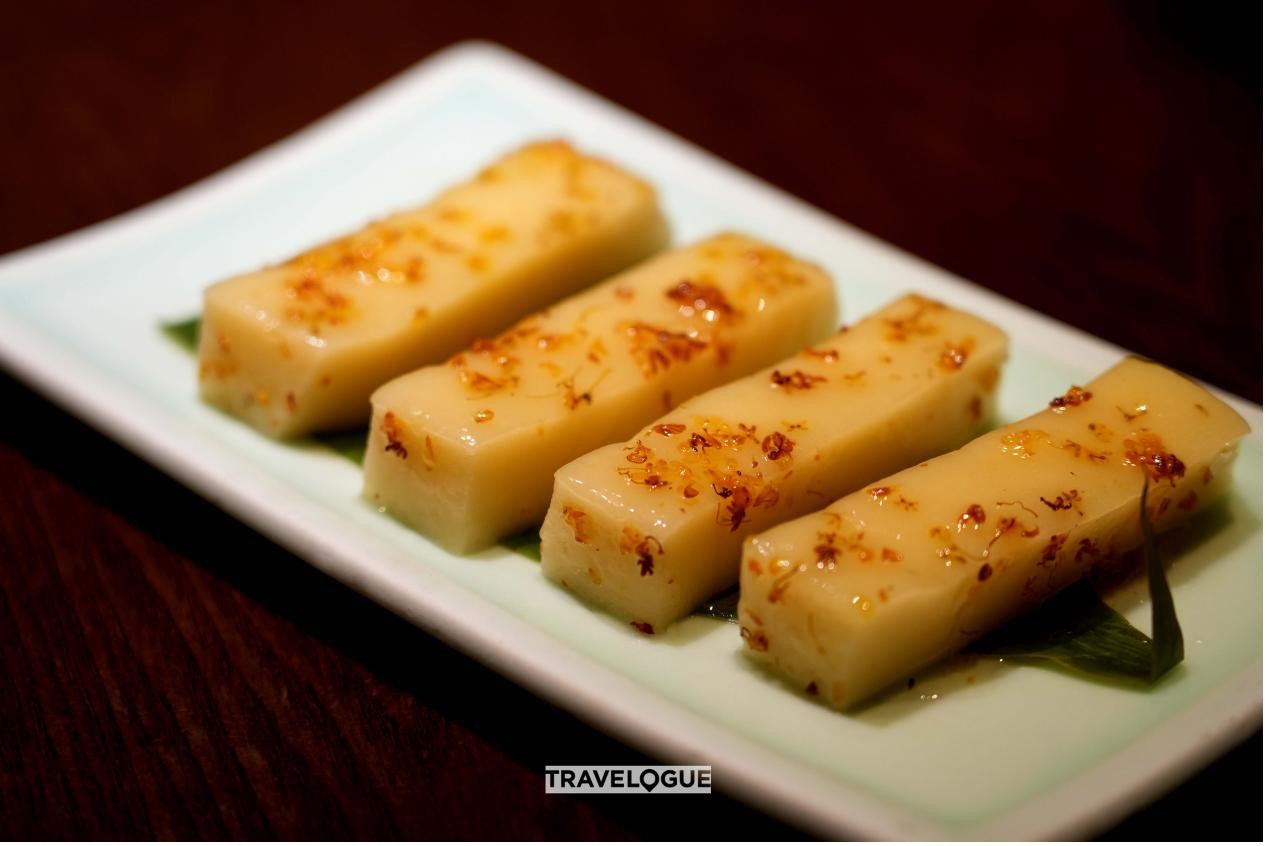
[0,42,1259,840]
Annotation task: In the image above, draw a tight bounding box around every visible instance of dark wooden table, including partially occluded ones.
[1,2,1259,839]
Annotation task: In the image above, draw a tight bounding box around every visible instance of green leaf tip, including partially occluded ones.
[312,429,369,466]
[696,588,740,623]
[1143,478,1184,681]
[161,315,201,353]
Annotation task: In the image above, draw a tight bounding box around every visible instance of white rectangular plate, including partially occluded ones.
[0,42,1259,840]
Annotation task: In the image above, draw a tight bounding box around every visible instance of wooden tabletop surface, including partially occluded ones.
[1,2,1259,839]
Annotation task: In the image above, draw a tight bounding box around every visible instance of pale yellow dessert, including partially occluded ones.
[364,233,838,553]
[540,295,1008,633]
[738,357,1250,709]
[198,140,669,437]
